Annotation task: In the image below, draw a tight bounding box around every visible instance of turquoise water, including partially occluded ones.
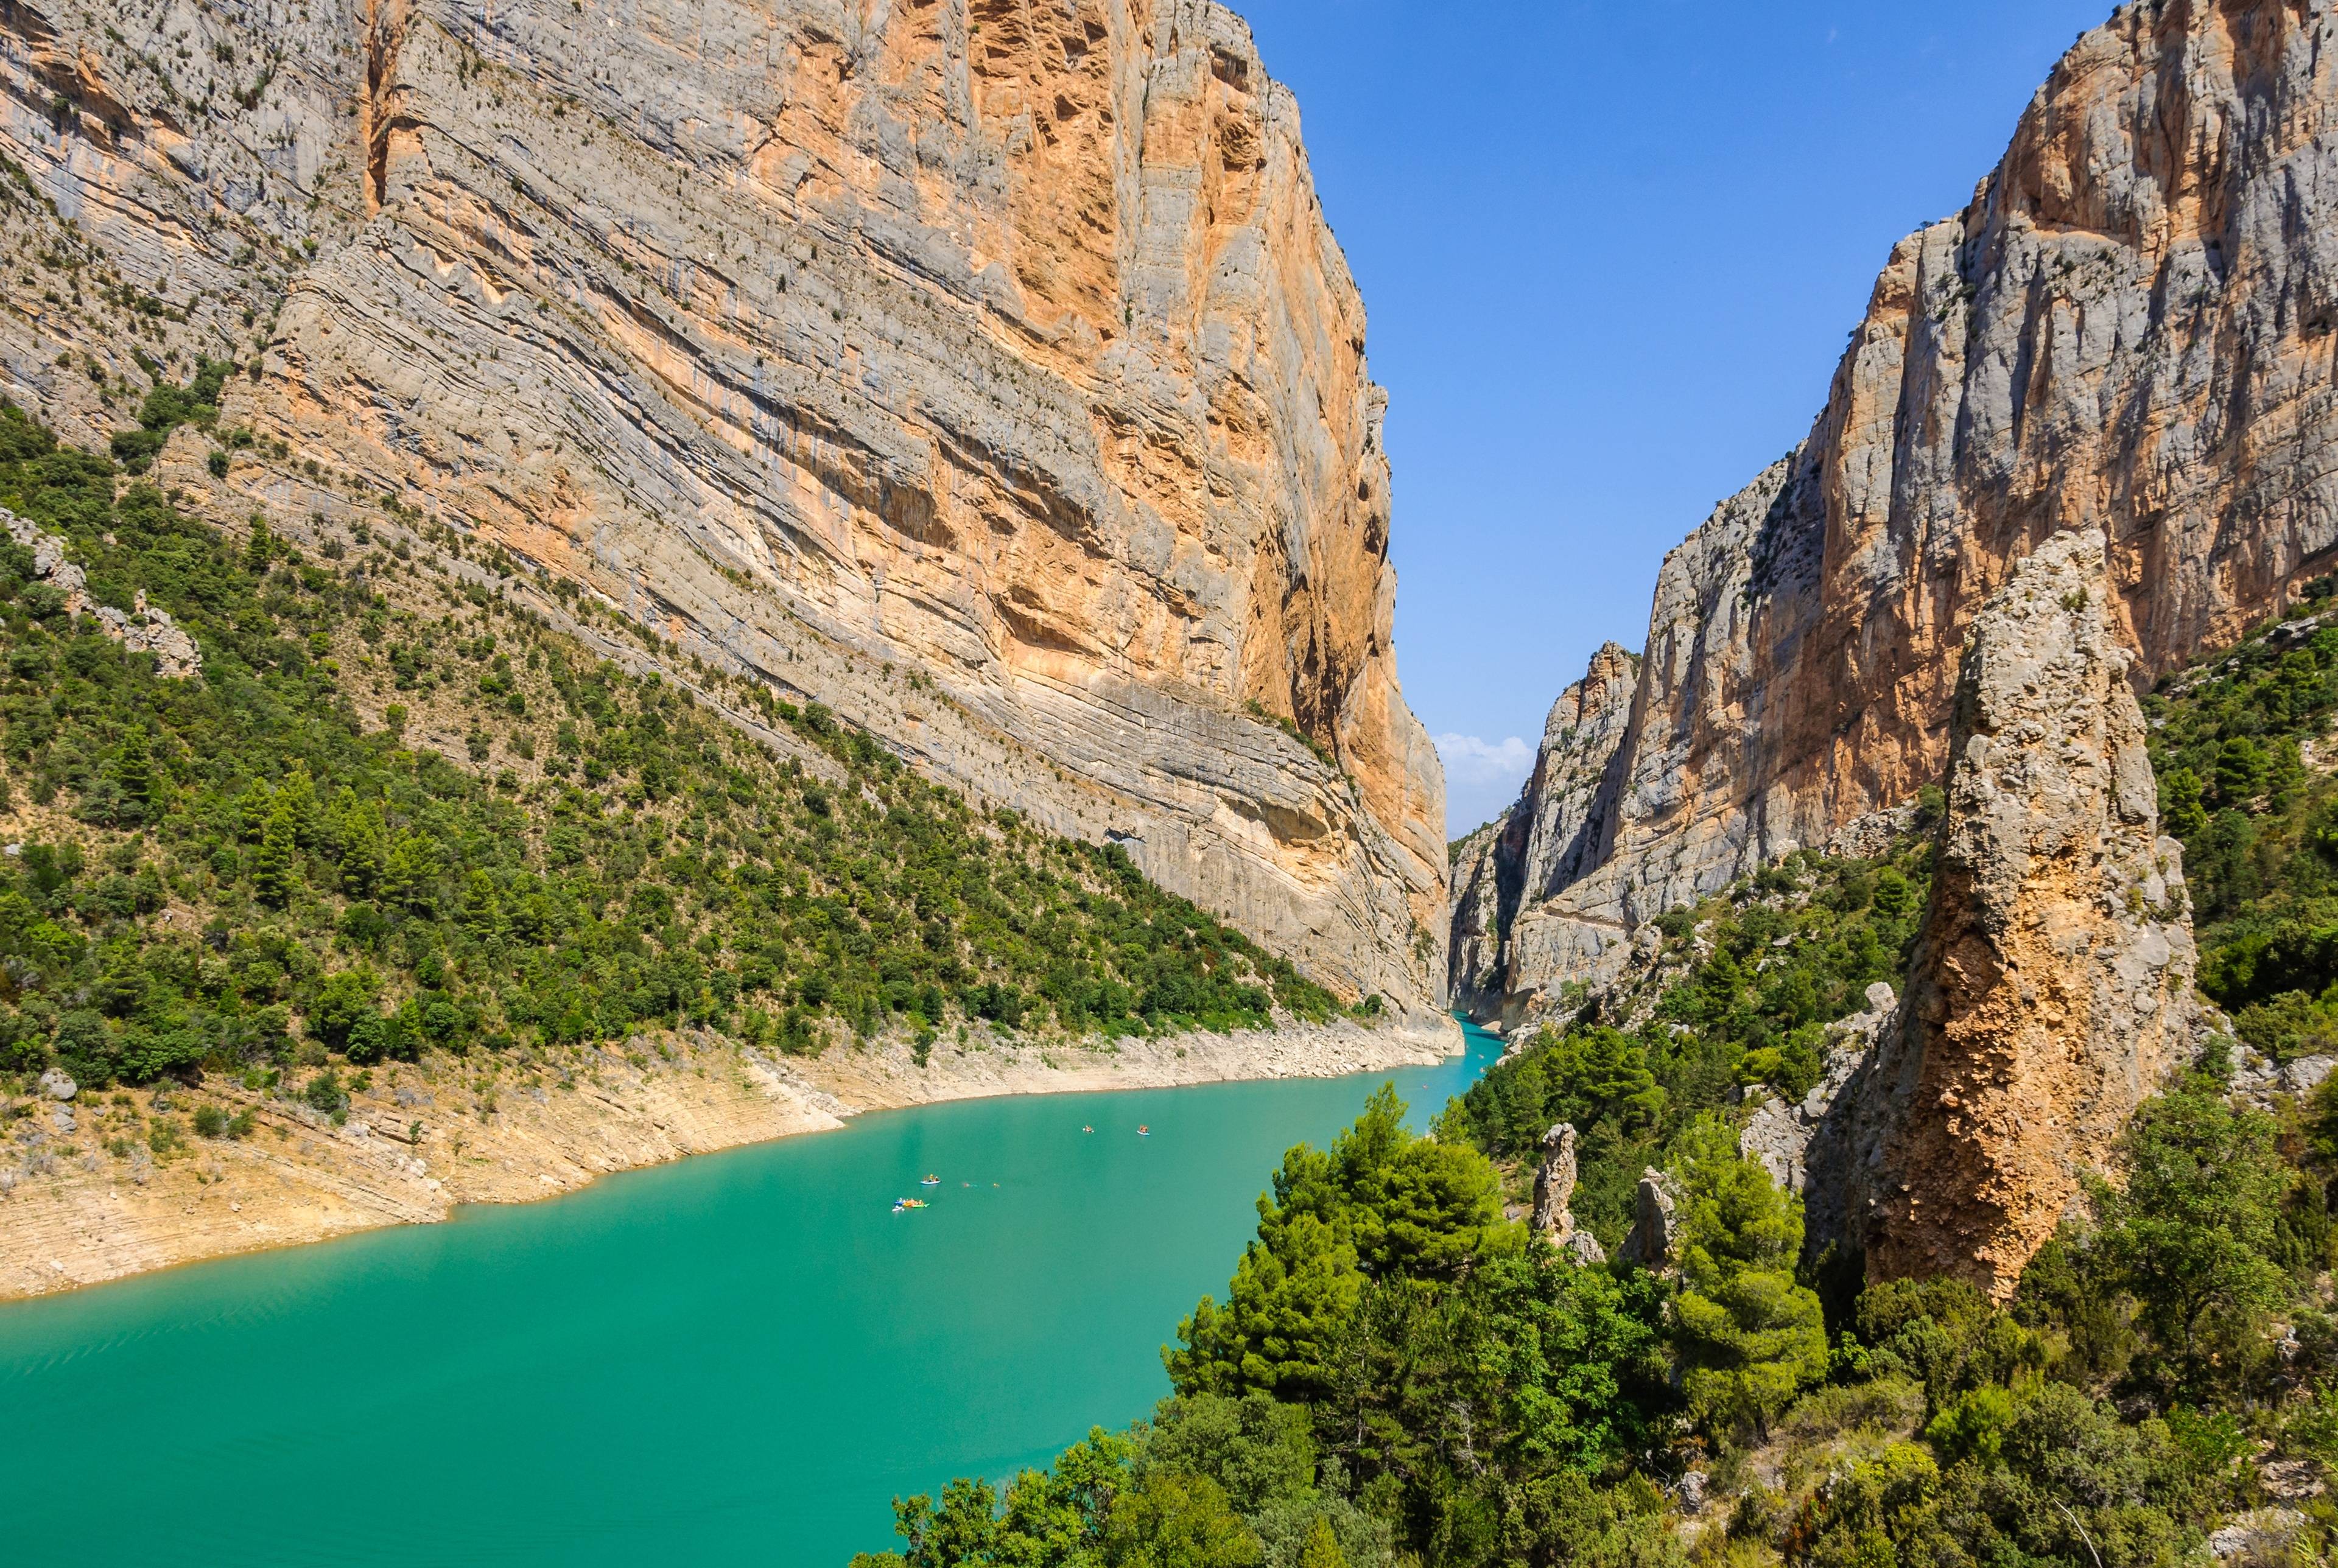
[0,1023,1500,1566]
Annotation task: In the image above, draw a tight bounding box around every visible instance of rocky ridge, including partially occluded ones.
[0,0,1444,1009]
[1455,0,2338,1027]
[2,505,201,675]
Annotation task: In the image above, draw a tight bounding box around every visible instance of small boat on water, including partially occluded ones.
[1137,1125,1150,1137]
[1081,1125,1093,1133]
[920,1174,941,1185]
[899,1197,929,1209]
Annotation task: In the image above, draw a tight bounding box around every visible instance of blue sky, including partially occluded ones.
[1224,0,2113,835]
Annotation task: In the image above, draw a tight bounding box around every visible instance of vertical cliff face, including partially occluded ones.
[1816,531,2202,1298]
[1458,0,2338,1021]
[1447,640,1635,1021]
[0,0,1446,1007]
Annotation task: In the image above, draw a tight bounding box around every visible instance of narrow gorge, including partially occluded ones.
[19,0,2338,1564]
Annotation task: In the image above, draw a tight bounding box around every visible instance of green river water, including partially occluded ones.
[0,1022,1501,1566]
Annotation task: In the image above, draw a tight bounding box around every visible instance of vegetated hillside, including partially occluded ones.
[2147,584,2338,1064]
[1445,836,1935,1253]
[860,633,2338,1566]
[0,397,1354,1101]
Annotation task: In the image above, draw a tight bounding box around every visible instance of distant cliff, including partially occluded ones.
[1456,0,2338,1025]
[0,0,1445,1009]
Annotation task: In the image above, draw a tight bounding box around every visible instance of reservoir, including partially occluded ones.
[0,1022,1501,1566]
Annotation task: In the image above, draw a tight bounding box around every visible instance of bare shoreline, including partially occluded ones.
[0,1016,1460,1304]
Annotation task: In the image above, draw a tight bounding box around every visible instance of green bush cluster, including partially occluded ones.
[864,1086,1695,1568]
[0,401,1339,1088]
[103,354,229,472]
[885,1019,2320,1568]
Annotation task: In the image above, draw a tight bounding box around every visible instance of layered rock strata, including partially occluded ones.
[1813,531,2203,1297]
[1456,0,2338,1023]
[0,0,1445,1007]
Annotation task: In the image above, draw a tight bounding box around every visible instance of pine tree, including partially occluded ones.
[250,798,299,908]
[1665,1117,1829,1440]
[1297,1516,1346,1568]
[111,726,155,816]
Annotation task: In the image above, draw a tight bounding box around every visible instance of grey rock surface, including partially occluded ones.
[1455,1,2338,1022]
[1448,643,1636,1023]
[1617,1167,1679,1272]
[1,509,200,676]
[1740,982,1895,1195]
[1528,1121,1605,1264]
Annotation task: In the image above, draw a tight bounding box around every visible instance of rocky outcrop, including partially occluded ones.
[1617,1167,1679,1272]
[1529,1121,1605,1265]
[0,1,1444,1009]
[1739,981,1896,1195]
[1817,531,2203,1298]
[1457,0,2338,1023]
[2,507,200,675]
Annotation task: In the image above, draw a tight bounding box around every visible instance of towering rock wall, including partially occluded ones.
[1457,0,2338,1023]
[1813,531,2203,1297]
[0,0,1447,1008]
[1447,640,1635,1020]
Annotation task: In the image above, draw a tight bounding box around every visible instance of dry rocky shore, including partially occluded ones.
[0,1015,1456,1301]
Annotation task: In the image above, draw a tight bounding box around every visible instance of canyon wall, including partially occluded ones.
[1457,0,2338,1024]
[0,0,1446,1009]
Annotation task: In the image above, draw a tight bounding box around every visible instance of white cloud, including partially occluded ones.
[1434,733,1534,789]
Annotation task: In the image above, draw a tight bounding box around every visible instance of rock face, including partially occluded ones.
[1818,531,2203,1298]
[1456,0,2338,1021]
[1616,1167,1679,1273]
[1739,981,1895,1195]
[1448,642,1636,1023]
[0,0,1445,1008]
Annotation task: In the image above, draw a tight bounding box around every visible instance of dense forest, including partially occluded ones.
[854,606,2338,1566]
[0,394,1352,1102]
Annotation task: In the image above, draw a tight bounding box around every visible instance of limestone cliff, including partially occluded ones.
[1456,0,2338,1023]
[0,0,1445,1008]
[1448,641,1637,1022]
[1813,531,2203,1297]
